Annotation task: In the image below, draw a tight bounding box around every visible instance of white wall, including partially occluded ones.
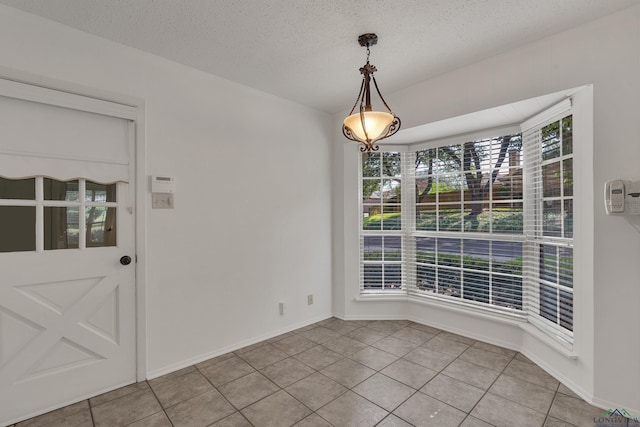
[333,5,640,413]
[0,4,333,377]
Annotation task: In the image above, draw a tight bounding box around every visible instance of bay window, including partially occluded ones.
[359,100,575,343]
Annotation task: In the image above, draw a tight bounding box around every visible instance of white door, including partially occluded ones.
[0,82,137,425]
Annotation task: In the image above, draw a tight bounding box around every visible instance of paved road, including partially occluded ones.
[363,237,522,261]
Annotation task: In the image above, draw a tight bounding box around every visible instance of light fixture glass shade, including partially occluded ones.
[343,111,395,142]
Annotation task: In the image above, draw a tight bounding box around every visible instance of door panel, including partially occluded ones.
[0,85,137,424]
[0,181,135,424]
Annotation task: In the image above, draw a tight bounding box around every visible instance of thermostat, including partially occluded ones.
[151,176,175,193]
[151,176,175,209]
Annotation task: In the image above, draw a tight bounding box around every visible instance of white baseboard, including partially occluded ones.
[4,379,136,426]
[333,312,407,321]
[146,313,333,380]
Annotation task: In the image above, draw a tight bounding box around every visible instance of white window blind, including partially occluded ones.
[0,80,133,183]
[360,151,405,292]
[522,99,574,345]
[406,137,525,314]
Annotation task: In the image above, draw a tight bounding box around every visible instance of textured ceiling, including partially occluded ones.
[1,0,638,113]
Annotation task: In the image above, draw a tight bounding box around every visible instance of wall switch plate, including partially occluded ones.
[279,302,286,315]
[152,193,174,209]
[307,294,313,305]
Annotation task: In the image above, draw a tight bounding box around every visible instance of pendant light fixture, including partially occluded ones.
[343,33,401,152]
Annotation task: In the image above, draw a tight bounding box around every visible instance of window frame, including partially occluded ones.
[0,176,120,252]
[359,150,407,294]
[522,102,575,345]
[356,101,578,346]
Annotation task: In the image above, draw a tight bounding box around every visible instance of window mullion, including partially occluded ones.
[79,179,86,250]
[402,152,415,293]
[35,176,43,253]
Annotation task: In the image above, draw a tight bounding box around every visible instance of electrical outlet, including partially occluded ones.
[307,294,313,305]
[279,302,286,315]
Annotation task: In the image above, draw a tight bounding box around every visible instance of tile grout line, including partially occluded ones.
[457,348,571,424]
[246,322,344,426]
[319,327,442,427]
[193,361,256,427]
[88,398,96,427]
[540,383,580,427]
[541,383,561,427]
[454,346,517,427]
[321,324,418,427]
[143,379,177,427]
[15,318,592,427]
[326,326,450,426]
[383,331,498,424]
[397,332,487,426]
[294,322,410,426]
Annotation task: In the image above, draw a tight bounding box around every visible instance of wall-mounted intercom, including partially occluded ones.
[151,176,175,209]
[604,179,640,215]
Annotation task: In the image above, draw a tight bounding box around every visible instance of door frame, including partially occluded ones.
[0,69,148,382]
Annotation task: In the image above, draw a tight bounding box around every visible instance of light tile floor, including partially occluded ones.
[12,318,635,427]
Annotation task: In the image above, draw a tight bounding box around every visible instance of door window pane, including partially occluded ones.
[44,179,79,201]
[44,207,80,250]
[86,181,116,202]
[86,207,117,247]
[0,177,35,200]
[0,206,35,252]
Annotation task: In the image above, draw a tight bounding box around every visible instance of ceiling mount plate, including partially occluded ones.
[358,33,378,48]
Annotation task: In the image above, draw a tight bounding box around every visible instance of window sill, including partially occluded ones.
[520,321,577,359]
[355,291,578,360]
[355,292,408,302]
[406,294,526,325]
[355,291,525,324]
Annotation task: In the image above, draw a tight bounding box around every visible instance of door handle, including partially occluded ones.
[120,255,132,266]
